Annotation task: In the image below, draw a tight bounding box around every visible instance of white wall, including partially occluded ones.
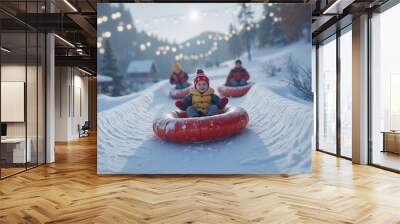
[55,66,69,141]
[1,65,37,137]
[55,67,89,141]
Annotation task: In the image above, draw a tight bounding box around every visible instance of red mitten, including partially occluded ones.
[175,100,185,110]
[220,97,228,107]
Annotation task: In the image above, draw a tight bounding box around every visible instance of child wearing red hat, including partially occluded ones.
[176,69,228,117]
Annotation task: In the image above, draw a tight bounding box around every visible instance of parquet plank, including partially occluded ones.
[0,134,399,223]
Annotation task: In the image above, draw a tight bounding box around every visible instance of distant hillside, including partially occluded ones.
[98,4,237,81]
[175,31,234,74]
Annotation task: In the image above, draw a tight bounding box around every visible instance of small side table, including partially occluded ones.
[381,131,400,154]
[1,138,32,163]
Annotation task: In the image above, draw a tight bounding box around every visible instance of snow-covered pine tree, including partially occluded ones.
[238,3,256,61]
[273,5,310,43]
[257,4,283,47]
[228,24,243,58]
[101,39,124,96]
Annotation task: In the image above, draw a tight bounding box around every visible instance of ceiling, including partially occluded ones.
[0,0,394,73]
[0,0,97,73]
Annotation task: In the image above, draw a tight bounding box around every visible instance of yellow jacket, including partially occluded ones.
[190,88,214,114]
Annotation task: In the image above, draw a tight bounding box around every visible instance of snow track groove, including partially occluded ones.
[98,41,313,173]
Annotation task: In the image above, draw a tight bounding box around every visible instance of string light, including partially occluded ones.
[102,31,111,38]
[98,5,279,59]
[99,18,262,57]
[117,25,124,32]
[111,12,121,20]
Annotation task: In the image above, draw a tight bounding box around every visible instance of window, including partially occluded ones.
[339,29,352,158]
[317,36,337,154]
[370,3,400,171]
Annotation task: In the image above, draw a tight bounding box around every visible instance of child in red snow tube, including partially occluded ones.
[225,59,250,87]
[175,69,228,117]
[169,63,190,90]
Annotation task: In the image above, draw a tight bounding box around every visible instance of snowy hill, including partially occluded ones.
[97,40,313,174]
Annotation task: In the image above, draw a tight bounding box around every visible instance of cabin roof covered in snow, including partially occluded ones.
[126,59,156,74]
[97,74,113,83]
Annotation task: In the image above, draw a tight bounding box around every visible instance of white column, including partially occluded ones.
[312,45,317,150]
[46,32,55,163]
[352,14,369,164]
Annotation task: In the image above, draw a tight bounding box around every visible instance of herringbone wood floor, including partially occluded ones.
[1,134,400,224]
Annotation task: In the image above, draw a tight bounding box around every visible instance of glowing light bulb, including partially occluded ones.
[103,31,111,38]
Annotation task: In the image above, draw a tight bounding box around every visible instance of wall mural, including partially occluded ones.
[97,3,313,174]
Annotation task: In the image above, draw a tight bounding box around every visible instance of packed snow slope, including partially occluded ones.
[98,40,313,174]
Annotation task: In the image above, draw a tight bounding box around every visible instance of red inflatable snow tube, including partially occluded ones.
[169,85,191,99]
[217,82,254,97]
[153,106,249,143]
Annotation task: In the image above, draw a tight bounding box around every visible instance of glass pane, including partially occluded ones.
[38,33,45,165]
[340,30,352,158]
[371,4,400,171]
[318,37,337,154]
[1,31,27,177]
[27,31,38,169]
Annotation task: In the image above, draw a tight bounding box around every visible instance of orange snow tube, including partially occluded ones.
[217,82,254,97]
[153,106,249,143]
[169,85,192,99]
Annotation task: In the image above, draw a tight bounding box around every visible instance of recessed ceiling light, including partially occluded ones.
[63,0,78,12]
[1,47,11,53]
[78,67,92,76]
[54,34,75,48]
[323,0,354,15]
